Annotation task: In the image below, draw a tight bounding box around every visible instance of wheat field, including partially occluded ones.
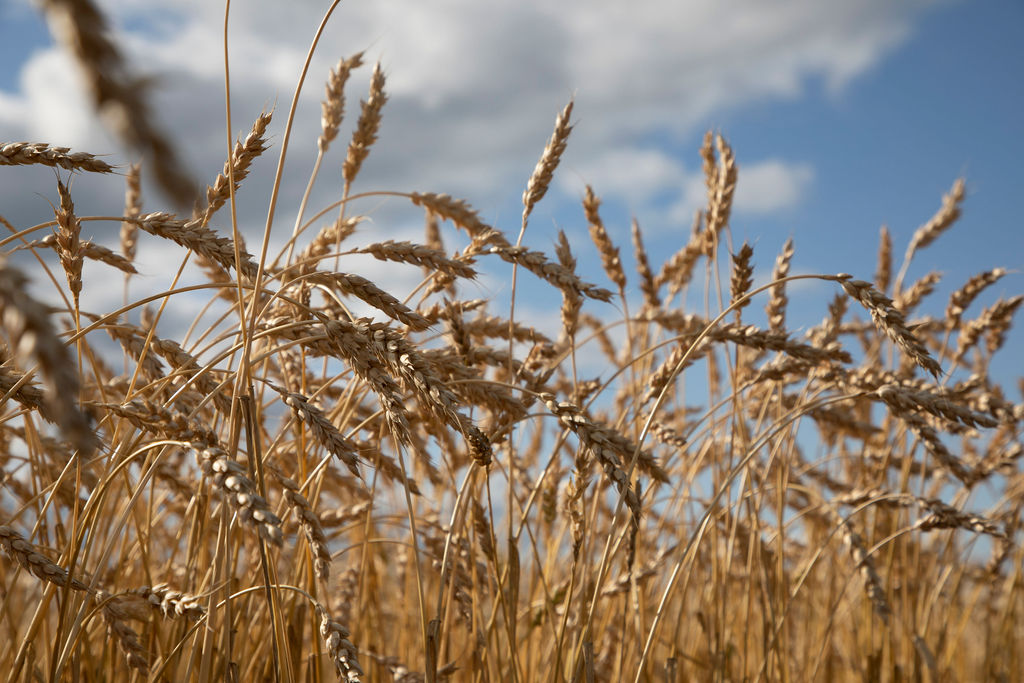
[0,2,1021,681]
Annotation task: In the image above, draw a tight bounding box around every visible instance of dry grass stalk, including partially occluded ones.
[522,100,573,229]
[343,62,387,187]
[319,52,365,153]
[0,141,114,173]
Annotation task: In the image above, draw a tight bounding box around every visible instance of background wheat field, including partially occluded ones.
[0,1,1022,681]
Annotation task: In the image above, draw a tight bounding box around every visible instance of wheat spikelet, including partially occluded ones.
[319,52,365,153]
[522,99,573,229]
[120,162,141,261]
[765,237,793,333]
[914,499,1003,537]
[656,211,704,295]
[38,0,195,205]
[194,443,284,545]
[0,259,94,454]
[486,242,613,302]
[269,466,333,581]
[200,110,272,225]
[98,597,150,674]
[133,584,206,620]
[0,141,114,173]
[874,383,998,429]
[305,271,431,330]
[584,186,626,292]
[0,525,91,591]
[631,219,661,311]
[271,384,361,476]
[702,134,737,257]
[359,240,477,279]
[729,241,754,321]
[343,62,387,187]
[316,602,363,681]
[52,178,84,307]
[904,178,965,267]
[894,271,942,314]
[874,225,892,294]
[833,514,892,625]
[133,212,258,278]
[19,233,137,275]
[839,278,942,377]
[954,295,1024,363]
[555,229,582,339]
[946,267,1007,330]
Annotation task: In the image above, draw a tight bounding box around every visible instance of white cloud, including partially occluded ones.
[734,160,815,214]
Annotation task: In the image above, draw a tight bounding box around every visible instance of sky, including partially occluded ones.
[0,0,1021,382]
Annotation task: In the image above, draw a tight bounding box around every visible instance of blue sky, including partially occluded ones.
[0,0,1021,382]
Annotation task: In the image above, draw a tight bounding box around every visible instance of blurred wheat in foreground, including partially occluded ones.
[1,4,1022,682]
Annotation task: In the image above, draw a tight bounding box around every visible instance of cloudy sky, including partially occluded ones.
[0,0,1021,374]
